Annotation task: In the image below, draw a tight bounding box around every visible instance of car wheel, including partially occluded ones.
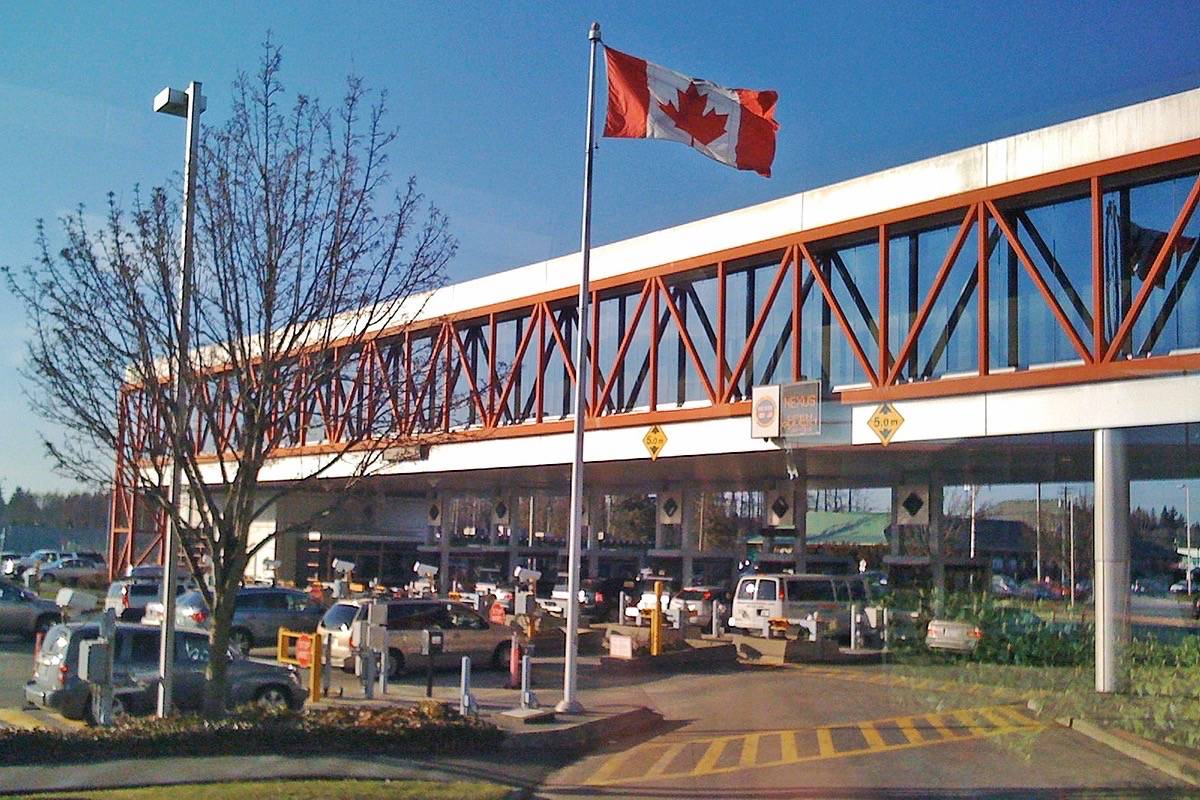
[254,684,292,710]
[387,649,405,679]
[228,628,253,656]
[85,693,129,726]
[491,639,513,671]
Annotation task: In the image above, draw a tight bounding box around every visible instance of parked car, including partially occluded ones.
[316,598,518,679]
[144,587,324,654]
[1132,576,1172,596]
[542,576,629,621]
[104,578,197,622]
[1016,578,1060,600]
[0,578,61,639]
[668,585,730,628]
[25,622,305,722]
[623,578,677,623]
[926,607,1080,659]
[728,573,874,641]
[0,553,24,577]
[40,557,107,586]
[991,574,1019,597]
[14,549,65,576]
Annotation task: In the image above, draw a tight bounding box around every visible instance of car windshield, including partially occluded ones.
[321,603,358,631]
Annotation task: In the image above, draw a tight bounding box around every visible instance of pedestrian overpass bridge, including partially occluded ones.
[110,86,1200,688]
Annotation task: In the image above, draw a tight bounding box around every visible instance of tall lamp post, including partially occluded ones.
[153,82,204,718]
[1180,482,1192,596]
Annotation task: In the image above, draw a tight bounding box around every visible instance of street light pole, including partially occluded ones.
[153,81,204,718]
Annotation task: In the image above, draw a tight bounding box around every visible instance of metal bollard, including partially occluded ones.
[322,634,333,697]
[711,602,722,637]
[882,607,891,649]
[520,654,539,710]
[508,633,521,689]
[360,648,376,700]
[459,656,477,716]
[379,647,388,695]
[850,603,861,650]
[618,592,627,625]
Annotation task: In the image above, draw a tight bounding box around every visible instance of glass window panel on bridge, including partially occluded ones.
[987,203,1086,371]
[658,273,720,407]
[812,237,880,389]
[597,286,654,413]
[723,251,791,401]
[1104,169,1200,359]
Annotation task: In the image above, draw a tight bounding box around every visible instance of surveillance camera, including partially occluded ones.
[413,562,439,578]
[332,558,356,574]
[513,566,542,583]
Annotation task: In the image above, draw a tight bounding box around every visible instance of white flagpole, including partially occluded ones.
[557,20,601,714]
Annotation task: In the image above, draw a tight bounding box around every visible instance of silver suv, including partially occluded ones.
[26,622,305,722]
[147,587,324,654]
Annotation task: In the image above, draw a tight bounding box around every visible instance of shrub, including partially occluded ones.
[0,703,502,766]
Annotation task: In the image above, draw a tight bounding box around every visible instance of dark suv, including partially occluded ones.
[26,622,305,722]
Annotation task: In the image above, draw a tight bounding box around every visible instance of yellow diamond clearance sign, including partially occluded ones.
[643,425,667,460]
[867,403,904,446]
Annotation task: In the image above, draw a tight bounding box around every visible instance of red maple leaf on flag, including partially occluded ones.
[659,83,728,146]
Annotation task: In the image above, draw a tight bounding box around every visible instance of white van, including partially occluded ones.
[729,573,873,639]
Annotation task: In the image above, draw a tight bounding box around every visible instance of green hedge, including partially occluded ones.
[0,702,502,766]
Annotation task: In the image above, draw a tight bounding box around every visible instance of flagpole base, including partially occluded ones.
[555,697,585,714]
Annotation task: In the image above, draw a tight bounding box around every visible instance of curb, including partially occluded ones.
[1055,714,1200,787]
[503,706,661,755]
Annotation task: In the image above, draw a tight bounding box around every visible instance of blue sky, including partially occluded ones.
[2,2,1199,510]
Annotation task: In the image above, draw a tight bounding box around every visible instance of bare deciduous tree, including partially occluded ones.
[5,43,455,715]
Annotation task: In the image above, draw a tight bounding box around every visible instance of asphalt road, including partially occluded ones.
[537,666,1186,799]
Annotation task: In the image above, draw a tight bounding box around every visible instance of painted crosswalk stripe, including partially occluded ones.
[739,733,761,767]
[977,706,1019,731]
[993,704,1041,727]
[952,709,987,736]
[896,716,924,744]
[816,727,836,757]
[859,722,887,749]
[779,730,799,762]
[925,712,957,740]
[644,742,687,778]
[693,739,728,775]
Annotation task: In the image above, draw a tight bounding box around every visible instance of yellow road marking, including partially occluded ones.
[977,706,1018,730]
[643,741,687,778]
[693,739,728,775]
[586,704,1048,786]
[0,708,47,730]
[585,748,638,785]
[896,716,924,744]
[859,722,887,749]
[952,709,987,736]
[779,730,798,762]
[816,727,836,756]
[992,704,1040,727]
[739,733,760,767]
[925,712,956,740]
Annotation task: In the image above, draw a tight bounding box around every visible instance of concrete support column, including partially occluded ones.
[1094,428,1131,693]
[680,488,696,587]
[437,494,451,595]
[505,495,520,578]
[792,478,808,574]
[585,493,600,578]
[654,489,666,550]
[928,481,946,612]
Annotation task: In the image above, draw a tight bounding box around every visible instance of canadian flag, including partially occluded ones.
[603,46,778,177]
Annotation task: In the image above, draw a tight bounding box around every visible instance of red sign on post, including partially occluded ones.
[296,635,312,668]
[489,602,508,625]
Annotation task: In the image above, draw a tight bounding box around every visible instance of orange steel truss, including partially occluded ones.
[109,139,1200,577]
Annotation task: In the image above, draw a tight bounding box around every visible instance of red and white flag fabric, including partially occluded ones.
[603,46,779,177]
